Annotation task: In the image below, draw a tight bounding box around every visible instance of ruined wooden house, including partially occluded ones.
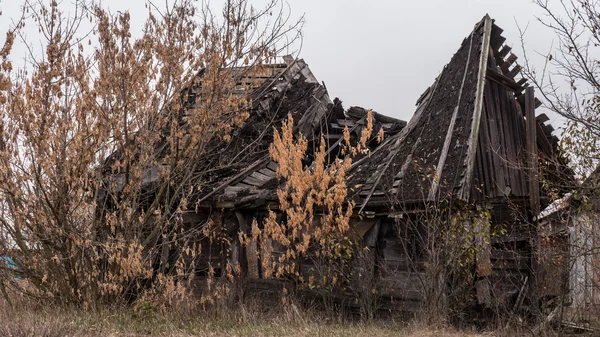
[104,15,575,315]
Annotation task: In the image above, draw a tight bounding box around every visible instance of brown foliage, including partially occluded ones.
[245,112,373,286]
[0,0,302,307]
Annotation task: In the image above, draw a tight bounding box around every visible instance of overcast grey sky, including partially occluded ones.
[1,0,560,124]
[289,0,555,122]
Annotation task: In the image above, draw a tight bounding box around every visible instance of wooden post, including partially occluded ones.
[474,207,492,307]
[525,86,541,317]
[236,211,259,279]
[525,86,540,216]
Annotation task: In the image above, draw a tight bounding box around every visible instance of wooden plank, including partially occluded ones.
[474,210,492,308]
[485,81,504,196]
[516,78,528,86]
[476,278,492,307]
[473,106,487,198]
[490,23,505,51]
[329,123,345,130]
[514,101,528,196]
[242,175,266,186]
[486,67,524,92]
[536,122,553,155]
[475,214,492,277]
[525,87,541,318]
[352,220,377,238]
[429,30,477,200]
[536,113,550,124]
[525,87,540,215]
[506,53,518,66]
[363,220,380,247]
[502,85,521,193]
[480,86,494,197]
[232,182,253,188]
[500,53,518,75]
[507,64,522,79]
[267,161,278,171]
[500,62,510,74]
[495,81,511,193]
[258,168,276,177]
[336,119,355,127]
[249,171,272,182]
[224,185,251,197]
[498,45,512,59]
[236,212,259,279]
[197,157,270,203]
[488,47,498,68]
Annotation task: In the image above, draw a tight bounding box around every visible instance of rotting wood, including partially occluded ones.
[498,45,512,59]
[429,27,476,201]
[458,15,492,201]
[507,64,522,79]
[525,86,541,318]
[111,14,578,318]
[476,278,492,307]
[474,208,492,307]
[236,211,259,279]
[525,87,540,216]
[486,67,524,92]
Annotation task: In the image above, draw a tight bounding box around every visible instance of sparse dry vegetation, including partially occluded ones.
[0,292,493,337]
[3,0,600,336]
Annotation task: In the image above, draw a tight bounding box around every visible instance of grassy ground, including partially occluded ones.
[0,296,491,337]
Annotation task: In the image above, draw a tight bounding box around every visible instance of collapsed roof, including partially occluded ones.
[199,15,572,212]
[347,15,573,211]
[102,15,573,214]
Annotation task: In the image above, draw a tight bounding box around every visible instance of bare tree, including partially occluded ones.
[519,0,600,178]
[518,0,600,328]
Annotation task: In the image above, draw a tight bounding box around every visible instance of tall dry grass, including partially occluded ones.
[0,290,496,337]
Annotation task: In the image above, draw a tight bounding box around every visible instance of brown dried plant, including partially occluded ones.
[0,0,302,307]
[247,112,373,287]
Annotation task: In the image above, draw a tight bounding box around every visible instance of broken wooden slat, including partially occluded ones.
[486,67,524,92]
[507,64,522,79]
[197,157,270,204]
[224,186,251,197]
[536,123,554,155]
[498,45,511,59]
[243,175,266,186]
[325,133,342,140]
[506,53,518,65]
[336,119,355,127]
[266,161,278,171]
[249,171,272,182]
[258,168,276,177]
[536,113,550,123]
[352,220,377,238]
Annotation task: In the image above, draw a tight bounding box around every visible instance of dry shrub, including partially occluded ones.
[0,0,302,308]
[241,112,374,291]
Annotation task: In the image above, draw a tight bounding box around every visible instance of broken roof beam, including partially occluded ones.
[490,23,506,51]
[507,64,523,79]
[486,67,525,93]
[497,45,512,59]
[500,53,518,75]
